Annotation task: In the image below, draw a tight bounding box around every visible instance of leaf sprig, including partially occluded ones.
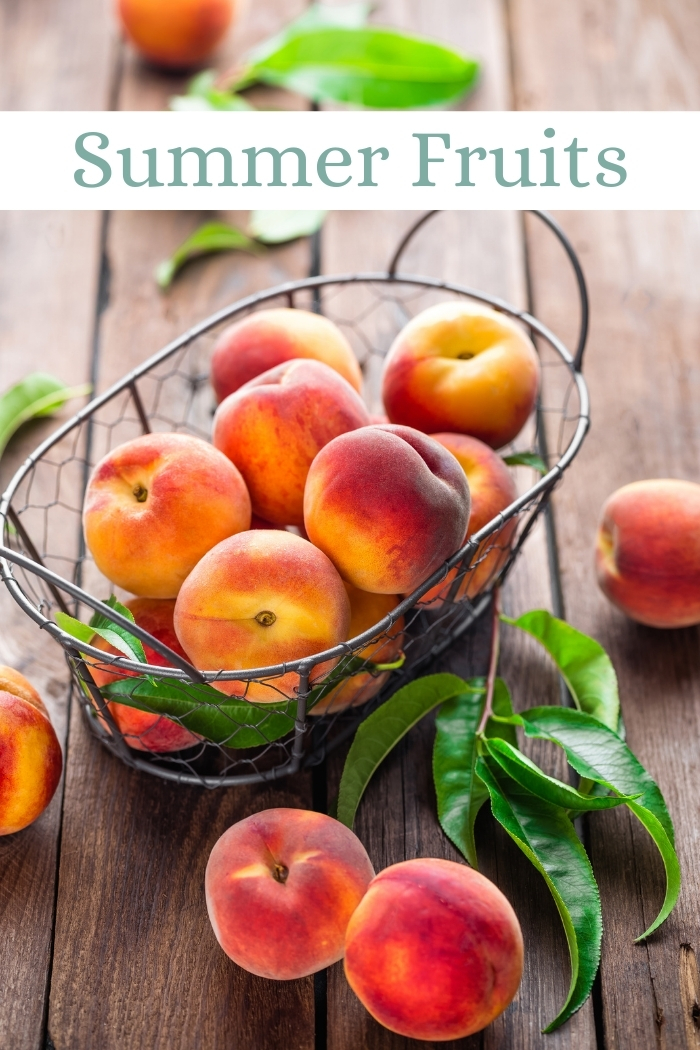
[0,373,92,461]
[335,605,680,1032]
[169,3,478,113]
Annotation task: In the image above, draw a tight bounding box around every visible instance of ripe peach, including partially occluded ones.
[174,530,351,701]
[117,0,237,70]
[83,432,251,599]
[206,808,374,979]
[211,308,362,403]
[344,858,523,1040]
[419,433,518,606]
[0,666,63,836]
[310,585,405,716]
[595,479,700,628]
[212,359,369,527]
[304,424,470,595]
[87,598,201,753]
[382,301,540,449]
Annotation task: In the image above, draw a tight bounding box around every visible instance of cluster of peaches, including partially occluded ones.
[205,806,524,1041]
[79,300,540,753]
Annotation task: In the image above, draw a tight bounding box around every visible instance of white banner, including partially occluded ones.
[0,110,695,210]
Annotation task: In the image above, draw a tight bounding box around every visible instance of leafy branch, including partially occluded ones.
[169,3,479,113]
[335,606,680,1032]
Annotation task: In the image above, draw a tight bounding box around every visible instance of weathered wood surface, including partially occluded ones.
[510,2,700,1047]
[0,0,114,1046]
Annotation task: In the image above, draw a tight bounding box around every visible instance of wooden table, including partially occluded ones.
[2,1,700,1047]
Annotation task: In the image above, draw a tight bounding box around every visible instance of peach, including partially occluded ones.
[344,858,523,1041]
[83,432,251,599]
[174,530,351,701]
[310,585,404,716]
[87,598,201,753]
[117,0,237,69]
[212,359,369,527]
[304,424,470,595]
[382,301,540,449]
[211,308,362,403]
[0,666,63,835]
[419,433,518,606]
[595,479,700,628]
[205,808,374,979]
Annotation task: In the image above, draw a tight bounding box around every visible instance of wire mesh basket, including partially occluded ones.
[0,210,590,787]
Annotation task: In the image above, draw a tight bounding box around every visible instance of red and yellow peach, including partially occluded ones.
[344,858,523,1040]
[382,301,540,449]
[212,359,369,527]
[83,432,251,599]
[595,479,700,628]
[310,585,405,716]
[211,308,362,403]
[87,598,201,753]
[174,530,351,701]
[419,433,518,606]
[304,424,470,595]
[0,666,63,835]
[205,807,375,979]
[117,0,237,69]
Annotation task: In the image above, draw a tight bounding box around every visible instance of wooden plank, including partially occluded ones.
[510,2,700,1046]
[320,3,597,1048]
[45,4,323,1049]
[0,2,115,1048]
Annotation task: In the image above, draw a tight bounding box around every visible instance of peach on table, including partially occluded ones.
[205,808,375,980]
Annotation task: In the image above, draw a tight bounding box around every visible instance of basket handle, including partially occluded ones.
[386,210,589,372]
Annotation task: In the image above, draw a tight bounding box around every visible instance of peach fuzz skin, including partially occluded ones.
[88,599,201,753]
[83,433,251,599]
[212,359,369,527]
[310,585,405,716]
[304,424,470,595]
[0,667,63,836]
[344,858,523,1041]
[595,479,700,628]
[174,530,351,702]
[419,433,518,607]
[382,301,540,449]
[117,0,237,69]
[206,808,375,979]
[210,308,362,403]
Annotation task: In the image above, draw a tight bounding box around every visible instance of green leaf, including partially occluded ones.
[336,673,474,828]
[433,681,486,868]
[88,595,148,665]
[248,210,326,244]
[0,373,91,459]
[477,757,602,1032]
[502,451,548,474]
[521,707,673,841]
[433,677,517,868]
[170,70,254,111]
[241,27,479,109]
[627,802,682,941]
[246,2,372,67]
[502,609,620,732]
[55,602,147,665]
[483,737,640,812]
[103,677,296,748]
[521,706,680,938]
[155,222,259,289]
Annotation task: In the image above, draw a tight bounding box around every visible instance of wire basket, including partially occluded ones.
[0,210,590,787]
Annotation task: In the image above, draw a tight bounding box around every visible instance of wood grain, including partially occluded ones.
[0,0,115,1047]
[510,1,700,1046]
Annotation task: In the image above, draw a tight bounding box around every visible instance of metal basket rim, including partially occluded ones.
[0,270,590,687]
